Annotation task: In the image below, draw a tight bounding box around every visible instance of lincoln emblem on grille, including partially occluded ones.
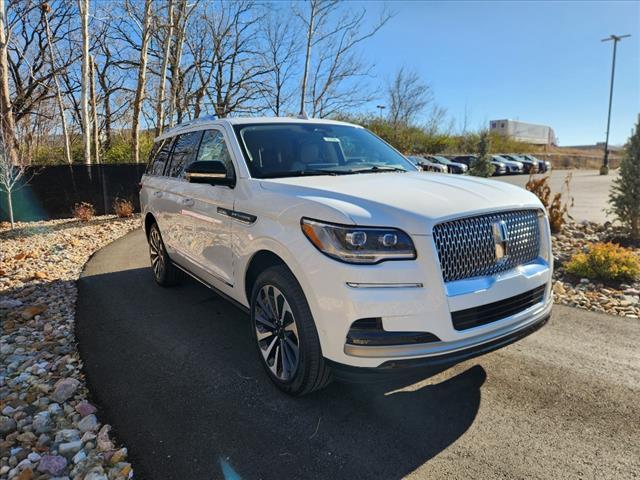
[492,220,510,260]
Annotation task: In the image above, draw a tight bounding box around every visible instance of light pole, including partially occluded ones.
[376,104,386,119]
[600,34,631,175]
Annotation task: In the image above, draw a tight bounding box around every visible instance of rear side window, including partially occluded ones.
[147,138,174,176]
[166,131,203,178]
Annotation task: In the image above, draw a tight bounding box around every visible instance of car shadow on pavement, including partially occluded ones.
[77,266,486,480]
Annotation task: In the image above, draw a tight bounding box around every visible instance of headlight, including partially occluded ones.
[301,218,416,264]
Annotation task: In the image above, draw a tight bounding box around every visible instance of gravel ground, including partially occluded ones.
[552,221,640,319]
[1,216,139,480]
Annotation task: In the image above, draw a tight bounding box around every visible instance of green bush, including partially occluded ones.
[565,242,640,283]
[608,115,640,241]
[468,131,494,177]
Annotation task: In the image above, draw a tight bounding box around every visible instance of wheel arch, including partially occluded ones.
[244,250,293,306]
[144,212,157,238]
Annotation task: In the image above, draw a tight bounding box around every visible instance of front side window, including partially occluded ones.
[195,129,235,177]
[147,138,174,176]
[233,123,416,178]
[166,131,203,178]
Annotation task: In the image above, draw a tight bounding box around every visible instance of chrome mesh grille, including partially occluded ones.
[432,209,541,282]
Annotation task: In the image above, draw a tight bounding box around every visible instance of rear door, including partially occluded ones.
[177,128,236,287]
[161,130,204,254]
[142,137,175,234]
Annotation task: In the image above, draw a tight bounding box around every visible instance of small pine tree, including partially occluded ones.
[469,131,494,177]
[608,116,640,242]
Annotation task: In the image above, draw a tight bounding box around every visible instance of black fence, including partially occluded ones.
[0,164,147,222]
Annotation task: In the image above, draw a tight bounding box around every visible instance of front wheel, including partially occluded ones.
[250,265,331,395]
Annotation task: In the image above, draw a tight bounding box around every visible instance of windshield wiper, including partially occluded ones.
[347,165,408,174]
[258,169,342,178]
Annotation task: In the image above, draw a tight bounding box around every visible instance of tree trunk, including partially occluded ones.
[43,8,73,165]
[7,190,13,228]
[103,91,112,149]
[299,1,315,116]
[131,0,153,164]
[155,0,173,136]
[0,0,18,164]
[90,55,100,164]
[78,0,91,165]
[168,0,186,128]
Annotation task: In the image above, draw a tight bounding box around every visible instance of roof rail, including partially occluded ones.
[161,115,218,136]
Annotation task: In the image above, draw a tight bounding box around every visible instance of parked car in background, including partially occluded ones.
[522,154,550,173]
[407,155,448,173]
[428,155,468,174]
[140,116,552,395]
[501,154,537,173]
[492,155,523,174]
[450,154,506,176]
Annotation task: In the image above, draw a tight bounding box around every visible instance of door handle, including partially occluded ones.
[181,198,195,207]
[153,191,163,198]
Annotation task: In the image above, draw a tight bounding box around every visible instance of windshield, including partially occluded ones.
[233,123,417,178]
[432,155,452,164]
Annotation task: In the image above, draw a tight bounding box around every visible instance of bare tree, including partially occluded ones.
[297,0,333,116]
[78,0,90,164]
[155,0,173,135]
[89,54,99,163]
[167,0,188,126]
[0,127,30,227]
[42,2,72,164]
[297,1,391,118]
[130,0,154,164]
[93,17,129,149]
[387,66,432,126]
[259,9,299,116]
[0,0,17,164]
[197,0,268,118]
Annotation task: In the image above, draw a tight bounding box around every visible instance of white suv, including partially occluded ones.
[140,117,553,395]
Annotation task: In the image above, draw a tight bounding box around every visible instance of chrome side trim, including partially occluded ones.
[346,282,423,289]
[217,207,257,224]
[344,297,552,358]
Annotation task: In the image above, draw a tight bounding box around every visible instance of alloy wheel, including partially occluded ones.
[254,285,300,381]
[149,227,166,281]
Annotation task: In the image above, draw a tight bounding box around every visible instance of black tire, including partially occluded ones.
[250,265,332,395]
[147,222,181,287]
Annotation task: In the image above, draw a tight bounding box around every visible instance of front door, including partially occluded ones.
[179,129,236,287]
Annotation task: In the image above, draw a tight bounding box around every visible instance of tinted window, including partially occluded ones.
[147,138,173,176]
[234,123,415,178]
[195,130,235,176]
[166,131,203,178]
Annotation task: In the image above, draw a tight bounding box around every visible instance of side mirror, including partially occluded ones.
[185,161,235,187]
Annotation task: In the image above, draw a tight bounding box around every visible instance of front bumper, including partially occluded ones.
[328,309,550,380]
[295,226,553,370]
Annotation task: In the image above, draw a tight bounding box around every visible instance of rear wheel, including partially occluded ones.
[148,222,180,287]
[250,265,331,395]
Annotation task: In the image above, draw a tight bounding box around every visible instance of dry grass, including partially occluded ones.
[526,173,574,233]
[72,202,95,222]
[113,198,135,218]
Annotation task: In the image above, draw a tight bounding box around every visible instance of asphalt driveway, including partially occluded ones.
[76,229,640,480]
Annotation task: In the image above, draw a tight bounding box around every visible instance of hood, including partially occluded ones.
[259,172,542,234]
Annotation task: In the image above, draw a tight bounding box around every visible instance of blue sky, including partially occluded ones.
[358,1,639,146]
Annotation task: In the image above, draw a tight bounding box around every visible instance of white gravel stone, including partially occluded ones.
[0,215,139,479]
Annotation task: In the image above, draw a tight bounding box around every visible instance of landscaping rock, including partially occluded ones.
[51,378,81,403]
[0,215,138,478]
[77,414,99,432]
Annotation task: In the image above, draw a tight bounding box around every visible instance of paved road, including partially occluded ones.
[494,169,617,224]
[77,229,640,480]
